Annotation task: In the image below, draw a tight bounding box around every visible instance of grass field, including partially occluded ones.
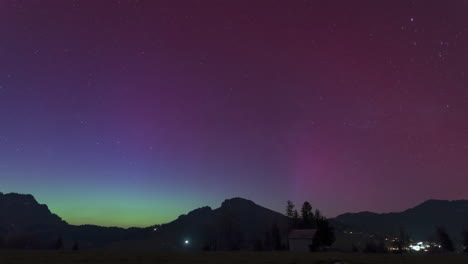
[0,251,467,264]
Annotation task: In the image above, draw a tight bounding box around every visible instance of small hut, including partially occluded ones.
[288,229,317,252]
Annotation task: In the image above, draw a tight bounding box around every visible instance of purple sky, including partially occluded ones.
[0,0,467,227]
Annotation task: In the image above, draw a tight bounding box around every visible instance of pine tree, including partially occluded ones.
[300,201,313,228]
[286,201,296,230]
[312,216,335,250]
[436,227,454,252]
[271,223,282,250]
[55,236,64,250]
[463,230,468,253]
[395,227,410,253]
[286,200,295,218]
[314,209,321,222]
[72,241,79,251]
[292,209,299,228]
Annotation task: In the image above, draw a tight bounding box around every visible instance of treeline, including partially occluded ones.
[0,234,79,250]
[286,200,335,251]
[430,226,468,253]
[359,226,468,254]
[201,210,287,251]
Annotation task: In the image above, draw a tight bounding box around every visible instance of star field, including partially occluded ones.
[0,0,467,227]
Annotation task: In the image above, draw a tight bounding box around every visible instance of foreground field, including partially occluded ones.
[0,251,467,264]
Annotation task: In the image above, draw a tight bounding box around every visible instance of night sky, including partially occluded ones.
[1,0,467,227]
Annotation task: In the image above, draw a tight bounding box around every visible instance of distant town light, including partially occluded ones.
[410,245,421,251]
[409,241,431,252]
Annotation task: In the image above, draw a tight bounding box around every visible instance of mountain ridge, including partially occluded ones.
[0,193,289,250]
[334,199,468,241]
[2,192,468,249]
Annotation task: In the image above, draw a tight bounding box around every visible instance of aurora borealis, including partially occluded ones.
[1,0,468,228]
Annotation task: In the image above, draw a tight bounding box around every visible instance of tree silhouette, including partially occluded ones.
[271,223,282,250]
[364,238,386,253]
[292,209,299,228]
[312,215,335,250]
[286,200,297,231]
[364,240,378,253]
[55,236,64,250]
[72,240,79,251]
[436,226,454,252]
[314,209,321,220]
[264,229,272,250]
[300,201,313,228]
[220,209,242,250]
[286,200,295,218]
[463,230,468,253]
[254,239,263,251]
[287,200,335,250]
[352,243,359,252]
[393,227,410,253]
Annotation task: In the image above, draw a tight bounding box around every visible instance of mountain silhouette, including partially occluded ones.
[333,199,468,241]
[0,193,67,235]
[113,197,289,250]
[0,193,288,250]
[0,193,143,249]
[4,192,467,250]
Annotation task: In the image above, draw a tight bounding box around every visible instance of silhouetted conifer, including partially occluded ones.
[312,216,335,250]
[220,209,242,250]
[393,227,410,253]
[292,209,299,228]
[271,223,282,250]
[264,230,272,250]
[72,241,79,251]
[286,200,295,218]
[364,239,386,253]
[436,226,454,252]
[55,236,64,250]
[463,230,468,253]
[314,209,321,220]
[202,244,211,251]
[286,200,298,231]
[254,239,263,251]
[364,240,377,253]
[300,201,313,228]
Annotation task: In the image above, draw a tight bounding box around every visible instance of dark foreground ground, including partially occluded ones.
[1,251,467,264]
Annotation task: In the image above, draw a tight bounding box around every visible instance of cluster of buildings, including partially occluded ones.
[387,240,442,253]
